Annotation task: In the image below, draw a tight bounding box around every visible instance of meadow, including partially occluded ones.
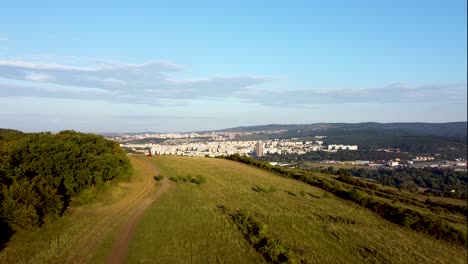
[127,156,467,264]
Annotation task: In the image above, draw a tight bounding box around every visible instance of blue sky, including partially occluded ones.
[0,0,466,132]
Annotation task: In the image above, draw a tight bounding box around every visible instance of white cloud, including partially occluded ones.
[24,72,53,82]
[240,83,467,106]
[0,58,465,107]
[0,59,272,105]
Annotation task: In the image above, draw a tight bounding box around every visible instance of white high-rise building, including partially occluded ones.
[255,141,263,157]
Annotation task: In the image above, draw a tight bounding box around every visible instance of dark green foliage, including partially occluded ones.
[0,130,132,235]
[264,150,414,163]
[190,175,207,185]
[168,175,207,185]
[334,172,468,215]
[345,166,468,199]
[224,207,299,264]
[154,175,164,182]
[222,155,467,246]
[169,176,179,182]
[424,199,467,215]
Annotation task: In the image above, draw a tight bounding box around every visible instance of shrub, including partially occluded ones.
[154,175,164,182]
[169,177,179,182]
[190,175,207,185]
[186,174,193,182]
[225,208,299,264]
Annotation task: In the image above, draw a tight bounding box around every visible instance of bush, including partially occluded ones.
[154,175,164,182]
[190,175,207,185]
[169,177,179,182]
[225,208,299,264]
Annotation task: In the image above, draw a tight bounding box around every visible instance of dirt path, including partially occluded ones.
[106,158,171,264]
[65,155,170,264]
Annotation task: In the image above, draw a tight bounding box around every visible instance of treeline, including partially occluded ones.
[344,167,467,198]
[220,154,466,246]
[0,130,132,236]
[261,150,413,163]
[333,170,467,216]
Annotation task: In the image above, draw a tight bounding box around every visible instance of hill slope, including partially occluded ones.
[127,156,467,264]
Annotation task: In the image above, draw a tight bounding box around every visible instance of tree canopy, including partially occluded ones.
[0,130,132,235]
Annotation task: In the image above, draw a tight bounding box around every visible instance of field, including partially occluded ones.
[127,156,467,264]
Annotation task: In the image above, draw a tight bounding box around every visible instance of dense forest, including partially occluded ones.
[0,129,132,243]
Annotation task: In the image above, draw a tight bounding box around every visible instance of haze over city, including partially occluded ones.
[0,0,466,132]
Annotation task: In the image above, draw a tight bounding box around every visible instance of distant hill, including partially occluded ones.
[0,128,23,135]
[220,122,467,138]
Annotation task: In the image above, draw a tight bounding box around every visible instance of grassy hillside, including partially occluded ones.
[127,156,467,264]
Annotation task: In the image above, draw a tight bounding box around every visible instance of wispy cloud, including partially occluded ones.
[0,59,465,107]
[0,59,271,104]
[240,82,467,106]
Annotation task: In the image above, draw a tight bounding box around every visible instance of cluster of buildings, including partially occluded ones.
[118,134,358,157]
[412,156,435,162]
[112,130,287,143]
[327,144,359,151]
[322,158,467,170]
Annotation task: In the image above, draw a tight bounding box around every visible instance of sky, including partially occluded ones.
[0,0,466,132]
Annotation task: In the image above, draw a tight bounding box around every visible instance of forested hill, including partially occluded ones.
[220,122,467,138]
[0,130,132,244]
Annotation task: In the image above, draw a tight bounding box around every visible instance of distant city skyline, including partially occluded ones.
[0,1,466,132]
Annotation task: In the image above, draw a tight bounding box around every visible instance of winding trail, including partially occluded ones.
[65,155,170,264]
[106,157,170,264]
